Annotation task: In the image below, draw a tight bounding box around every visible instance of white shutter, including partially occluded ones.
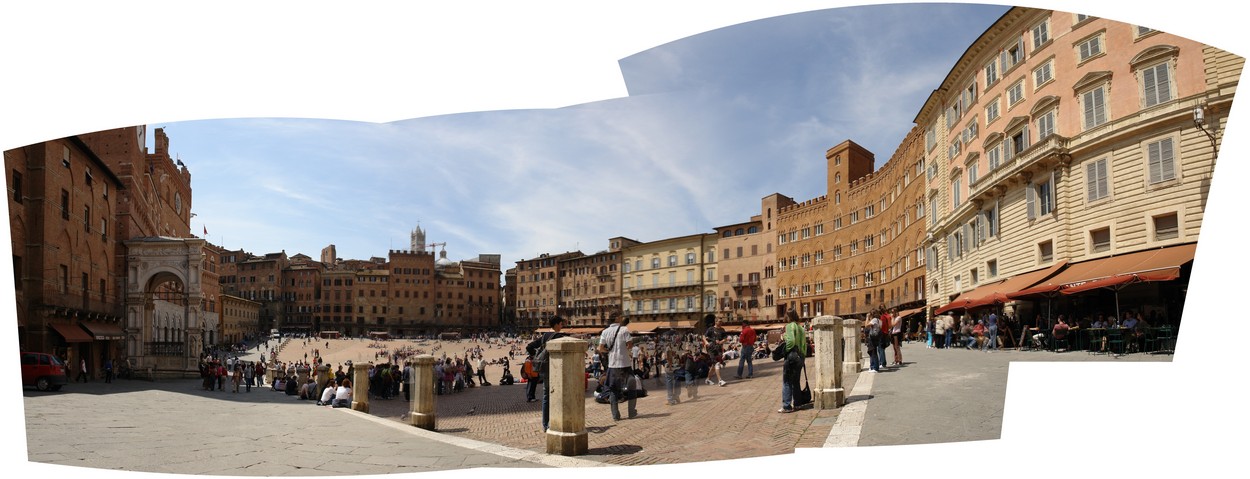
[1048,171,1057,213]
[1087,162,1099,201]
[1143,66,1159,106]
[1026,182,1037,219]
[1160,138,1176,181]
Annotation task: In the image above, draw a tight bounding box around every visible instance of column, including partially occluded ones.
[315,365,331,400]
[351,362,371,412]
[410,356,436,430]
[546,337,588,456]
[842,318,862,375]
[811,315,844,409]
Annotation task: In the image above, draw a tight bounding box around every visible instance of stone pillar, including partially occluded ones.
[410,356,436,430]
[842,319,862,375]
[315,365,331,400]
[351,363,371,412]
[296,366,310,386]
[546,337,588,456]
[811,316,844,409]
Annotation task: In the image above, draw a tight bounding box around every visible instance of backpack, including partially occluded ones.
[868,318,882,338]
[532,333,551,376]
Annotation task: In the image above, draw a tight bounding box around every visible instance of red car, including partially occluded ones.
[21,352,67,391]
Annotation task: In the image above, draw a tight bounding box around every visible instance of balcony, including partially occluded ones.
[966,134,1070,209]
[625,280,703,295]
[731,279,760,289]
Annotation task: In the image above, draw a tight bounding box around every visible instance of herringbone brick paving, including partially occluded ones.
[363,357,853,466]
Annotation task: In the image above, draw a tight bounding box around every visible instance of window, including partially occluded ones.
[1039,240,1054,263]
[1027,172,1057,219]
[964,119,978,144]
[1086,158,1109,202]
[814,224,824,235]
[948,139,961,160]
[962,82,977,110]
[952,178,962,208]
[1075,13,1092,23]
[801,227,811,239]
[985,97,1001,123]
[668,255,677,267]
[1136,25,1156,37]
[1090,227,1111,253]
[946,103,961,128]
[1036,109,1056,140]
[984,58,999,87]
[1007,125,1030,160]
[1082,85,1108,129]
[686,252,696,264]
[1032,18,1050,48]
[987,259,998,278]
[865,205,875,218]
[1008,80,1025,106]
[1034,60,1054,88]
[1147,137,1177,184]
[1141,62,1172,108]
[10,171,20,203]
[983,201,999,238]
[651,258,659,269]
[1153,213,1180,240]
[624,262,631,273]
[925,125,937,152]
[1078,33,1103,62]
[83,205,91,232]
[60,190,69,219]
[971,268,979,285]
[1000,36,1025,72]
[968,161,979,185]
[987,141,1002,170]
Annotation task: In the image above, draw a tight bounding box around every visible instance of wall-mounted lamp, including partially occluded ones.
[1193,105,1205,126]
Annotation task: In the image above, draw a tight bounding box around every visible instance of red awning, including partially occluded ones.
[80,321,125,340]
[1013,243,1196,298]
[50,322,93,343]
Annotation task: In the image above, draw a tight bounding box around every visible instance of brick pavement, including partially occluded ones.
[360,356,851,466]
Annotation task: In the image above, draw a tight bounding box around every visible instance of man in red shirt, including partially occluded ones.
[735,324,757,379]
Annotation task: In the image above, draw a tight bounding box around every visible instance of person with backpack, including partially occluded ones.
[776,310,807,413]
[526,316,567,431]
[599,312,637,421]
[864,314,884,373]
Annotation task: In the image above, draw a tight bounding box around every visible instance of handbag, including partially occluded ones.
[597,325,619,355]
[795,363,813,406]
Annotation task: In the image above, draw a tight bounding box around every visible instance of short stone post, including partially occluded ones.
[266,367,277,386]
[315,365,331,400]
[410,355,436,430]
[842,319,862,375]
[351,363,371,412]
[811,316,845,409]
[296,365,310,386]
[546,337,588,456]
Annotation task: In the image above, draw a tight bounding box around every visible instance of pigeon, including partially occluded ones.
[466,407,476,416]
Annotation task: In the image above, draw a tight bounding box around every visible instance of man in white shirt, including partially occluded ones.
[599,312,637,420]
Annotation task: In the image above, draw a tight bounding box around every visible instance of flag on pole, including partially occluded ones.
[203,226,208,235]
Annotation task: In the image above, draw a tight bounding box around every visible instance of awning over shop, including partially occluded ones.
[936,261,1070,313]
[79,321,125,340]
[50,322,93,343]
[895,307,926,319]
[1009,243,1196,298]
[935,279,1009,314]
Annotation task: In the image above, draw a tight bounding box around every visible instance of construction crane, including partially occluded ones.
[426,242,446,251]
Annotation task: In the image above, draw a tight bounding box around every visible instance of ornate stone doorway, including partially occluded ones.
[122,237,206,377]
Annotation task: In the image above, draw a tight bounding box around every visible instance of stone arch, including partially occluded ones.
[122,237,207,377]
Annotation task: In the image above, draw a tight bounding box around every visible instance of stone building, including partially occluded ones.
[621,233,719,332]
[774,135,930,322]
[713,194,787,324]
[558,238,631,328]
[920,7,1240,325]
[514,251,582,331]
[7,133,128,378]
[219,294,261,345]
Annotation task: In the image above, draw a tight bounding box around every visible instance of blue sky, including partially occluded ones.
[155,4,1007,265]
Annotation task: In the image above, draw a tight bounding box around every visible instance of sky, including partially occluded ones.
[147,4,1008,265]
[3,1,1247,479]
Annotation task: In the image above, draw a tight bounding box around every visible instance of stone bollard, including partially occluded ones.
[410,356,436,430]
[296,366,310,387]
[842,319,862,375]
[811,316,845,409]
[351,363,371,412]
[315,365,331,400]
[546,337,588,456]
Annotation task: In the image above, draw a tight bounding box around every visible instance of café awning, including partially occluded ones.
[1010,243,1196,298]
[935,279,1009,314]
[80,321,125,340]
[50,322,93,343]
[895,307,926,319]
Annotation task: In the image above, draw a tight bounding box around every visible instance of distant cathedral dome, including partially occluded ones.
[435,248,455,268]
